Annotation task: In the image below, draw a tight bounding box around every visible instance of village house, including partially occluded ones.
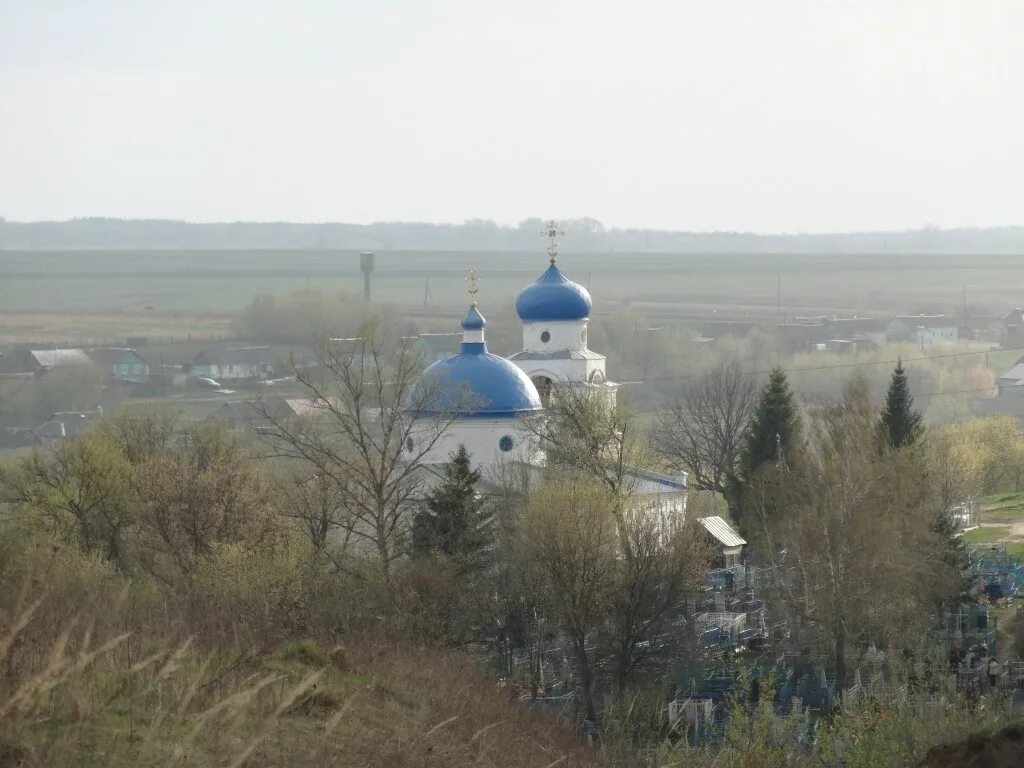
[32,409,103,448]
[998,361,1024,394]
[886,315,959,348]
[0,428,39,451]
[190,347,275,382]
[775,316,881,355]
[88,348,151,383]
[27,348,93,374]
[217,396,337,433]
[1000,308,1024,346]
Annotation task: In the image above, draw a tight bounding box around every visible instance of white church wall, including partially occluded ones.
[521,320,589,354]
[411,417,537,468]
[513,357,604,384]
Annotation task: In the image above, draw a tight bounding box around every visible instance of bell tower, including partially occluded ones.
[509,221,616,406]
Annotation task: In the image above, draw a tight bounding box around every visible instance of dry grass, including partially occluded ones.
[0,574,609,768]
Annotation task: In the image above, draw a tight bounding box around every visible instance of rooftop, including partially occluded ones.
[30,349,92,368]
[699,516,747,548]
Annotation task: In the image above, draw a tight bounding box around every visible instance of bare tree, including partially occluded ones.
[276,466,354,554]
[651,361,757,494]
[134,421,277,584]
[261,320,464,589]
[524,384,708,694]
[522,383,648,563]
[518,476,618,720]
[603,508,709,693]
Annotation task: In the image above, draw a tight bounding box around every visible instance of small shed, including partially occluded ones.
[698,516,746,568]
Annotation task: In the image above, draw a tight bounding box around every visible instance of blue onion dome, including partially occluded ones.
[461,304,485,330]
[515,262,593,322]
[409,304,542,418]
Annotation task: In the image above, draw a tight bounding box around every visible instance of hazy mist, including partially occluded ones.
[2,1,1022,233]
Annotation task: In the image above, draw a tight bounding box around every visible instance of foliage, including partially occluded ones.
[411,444,492,567]
[752,376,957,681]
[730,366,802,536]
[878,359,924,449]
[930,416,1024,499]
[741,366,802,476]
[522,387,709,697]
[0,527,602,768]
[263,318,462,589]
[234,288,374,343]
[517,476,620,719]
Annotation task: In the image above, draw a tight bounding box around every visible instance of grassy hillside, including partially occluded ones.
[0,600,603,768]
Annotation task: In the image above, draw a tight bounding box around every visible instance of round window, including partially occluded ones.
[499,435,514,452]
[540,330,551,343]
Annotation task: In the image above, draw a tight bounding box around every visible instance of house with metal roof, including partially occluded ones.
[698,516,746,568]
[28,348,93,373]
[32,409,103,448]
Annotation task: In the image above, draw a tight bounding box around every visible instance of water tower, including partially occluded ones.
[359,251,375,302]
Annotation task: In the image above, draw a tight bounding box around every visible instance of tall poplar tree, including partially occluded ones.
[878,360,923,450]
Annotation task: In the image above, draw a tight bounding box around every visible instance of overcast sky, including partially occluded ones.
[1,1,1021,233]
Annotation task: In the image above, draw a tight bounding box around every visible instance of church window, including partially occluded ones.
[498,435,514,452]
[540,330,551,343]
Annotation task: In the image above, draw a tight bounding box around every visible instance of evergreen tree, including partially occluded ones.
[740,367,802,476]
[728,367,801,537]
[412,444,492,567]
[879,360,923,450]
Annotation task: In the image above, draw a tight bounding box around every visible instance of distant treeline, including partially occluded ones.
[3,216,1024,253]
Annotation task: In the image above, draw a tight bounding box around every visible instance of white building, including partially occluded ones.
[408,303,543,467]
[508,254,618,406]
[408,235,684,515]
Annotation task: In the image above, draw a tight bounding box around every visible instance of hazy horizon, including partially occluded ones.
[2,1,1022,233]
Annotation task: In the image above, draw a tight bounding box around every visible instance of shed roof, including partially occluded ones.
[699,516,746,548]
[1000,362,1024,382]
[30,349,92,368]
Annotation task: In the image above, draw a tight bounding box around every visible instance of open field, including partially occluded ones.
[4,250,1024,321]
[0,309,233,345]
[963,493,1024,560]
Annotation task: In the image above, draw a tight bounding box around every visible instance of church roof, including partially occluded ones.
[508,348,606,361]
[515,263,592,322]
[461,305,486,330]
[410,302,542,419]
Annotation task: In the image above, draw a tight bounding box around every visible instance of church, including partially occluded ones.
[409,223,686,512]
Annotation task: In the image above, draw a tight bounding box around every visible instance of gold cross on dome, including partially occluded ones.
[541,219,565,263]
[465,267,481,305]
